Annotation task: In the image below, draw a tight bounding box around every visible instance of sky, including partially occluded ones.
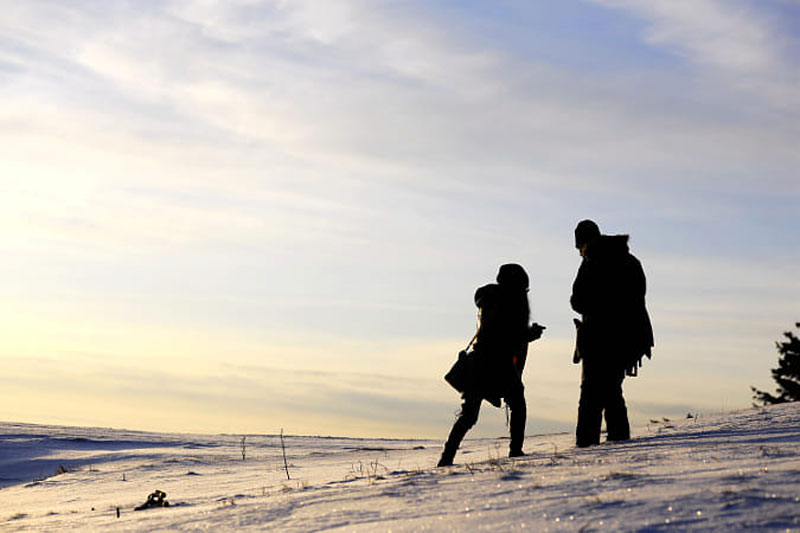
[0,0,798,439]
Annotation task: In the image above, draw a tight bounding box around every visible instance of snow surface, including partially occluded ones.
[1,403,799,531]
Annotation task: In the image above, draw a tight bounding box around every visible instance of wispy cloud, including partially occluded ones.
[588,0,800,113]
[593,0,778,71]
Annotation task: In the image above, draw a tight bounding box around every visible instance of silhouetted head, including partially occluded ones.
[474,283,499,309]
[574,219,601,250]
[496,263,529,291]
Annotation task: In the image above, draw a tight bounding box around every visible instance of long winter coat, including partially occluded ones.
[470,283,529,405]
[570,235,654,375]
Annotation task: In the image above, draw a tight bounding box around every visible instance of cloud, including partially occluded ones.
[5,0,797,209]
[588,0,800,113]
[600,0,777,71]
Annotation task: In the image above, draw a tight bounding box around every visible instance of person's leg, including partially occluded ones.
[506,385,527,457]
[604,369,630,442]
[439,394,481,466]
[576,363,602,447]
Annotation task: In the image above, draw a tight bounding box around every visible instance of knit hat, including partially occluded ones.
[496,263,529,290]
[574,219,600,249]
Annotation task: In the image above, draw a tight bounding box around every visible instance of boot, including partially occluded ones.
[604,386,630,443]
[437,445,456,467]
[507,388,527,459]
[438,395,480,467]
[576,382,602,448]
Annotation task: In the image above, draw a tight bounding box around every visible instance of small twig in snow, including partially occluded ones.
[280,429,291,480]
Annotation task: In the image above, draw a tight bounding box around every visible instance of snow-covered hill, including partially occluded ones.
[2,403,799,531]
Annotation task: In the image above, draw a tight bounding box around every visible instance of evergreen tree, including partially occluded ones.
[751,322,800,405]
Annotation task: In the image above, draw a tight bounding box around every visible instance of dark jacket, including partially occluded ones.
[571,235,654,374]
[471,283,529,404]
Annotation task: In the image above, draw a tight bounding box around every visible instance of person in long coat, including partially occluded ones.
[438,264,544,467]
[571,220,654,447]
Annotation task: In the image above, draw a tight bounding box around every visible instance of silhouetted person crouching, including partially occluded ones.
[439,264,544,467]
[571,220,653,448]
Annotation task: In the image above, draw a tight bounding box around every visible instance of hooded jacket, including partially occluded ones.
[470,282,530,405]
[571,235,654,373]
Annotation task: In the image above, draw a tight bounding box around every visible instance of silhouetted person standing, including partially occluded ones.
[438,264,544,467]
[571,220,653,447]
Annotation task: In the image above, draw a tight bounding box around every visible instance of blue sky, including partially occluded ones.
[0,0,798,438]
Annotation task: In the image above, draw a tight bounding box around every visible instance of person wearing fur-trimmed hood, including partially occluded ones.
[571,220,654,448]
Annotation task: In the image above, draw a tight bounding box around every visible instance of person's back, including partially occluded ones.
[473,282,529,367]
[473,283,502,354]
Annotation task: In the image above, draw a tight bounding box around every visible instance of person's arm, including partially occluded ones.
[570,260,591,314]
[517,322,545,373]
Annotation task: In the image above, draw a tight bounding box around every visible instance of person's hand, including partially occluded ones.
[528,323,545,341]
